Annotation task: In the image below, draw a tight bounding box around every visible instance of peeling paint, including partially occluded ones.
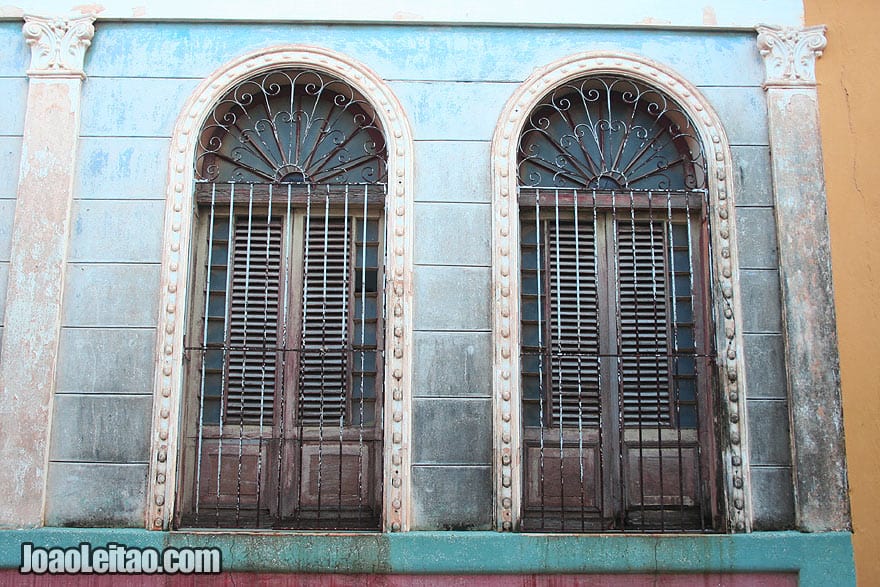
[71,3,104,16]
[0,1,805,28]
[0,27,89,525]
[703,5,718,25]
[0,6,24,17]
[637,16,673,26]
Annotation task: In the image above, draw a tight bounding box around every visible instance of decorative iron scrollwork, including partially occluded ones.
[197,69,387,184]
[518,77,706,190]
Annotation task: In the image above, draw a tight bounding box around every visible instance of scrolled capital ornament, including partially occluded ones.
[23,15,95,78]
[756,24,827,88]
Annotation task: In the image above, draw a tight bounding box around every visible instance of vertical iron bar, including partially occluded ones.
[647,190,666,532]
[534,189,546,529]
[277,183,293,519]
[254,184,274,527]
[611,190,625,530]
[573,189,587,532]
[686,192,707,530]
[316,187,331,522]
[628,190,646,531]
[215,183,235,526]
[294,87,302,168]
[552,189,565,527]
[667,192,685,530]
[357,185,369,516]
[194,183,217,523]
[296,184,313,519]
[592,189,605,529]
[234,184,255,525]
[193,183,217,525]
[338,184,350,522]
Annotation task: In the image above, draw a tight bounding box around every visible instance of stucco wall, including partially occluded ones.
[0,1,805,28]
[0,22,27,355]
[805,0,880,584]
[18,21,793,530]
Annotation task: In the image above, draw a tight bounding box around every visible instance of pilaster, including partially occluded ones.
[756,24,850,531]
[0,15,94,527]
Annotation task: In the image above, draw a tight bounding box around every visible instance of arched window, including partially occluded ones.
[177,69,388,529]
[515,76,719,532]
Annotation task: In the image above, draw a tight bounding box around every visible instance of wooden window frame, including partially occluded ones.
[176,190,387,529]
[517,191,720,532]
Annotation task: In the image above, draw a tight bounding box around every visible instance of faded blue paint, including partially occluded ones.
[0,78,27,136]
[83,147,108,176]
[84,23,764,87]
[30,18,794,541]
[0,137,21,198]
[61,264,161,327]
[0,200,14,263]
[0,21,29,76]
[49,395,153,463]
[413,141,491,203]
[44,464,149,527]
[699,86,770,145]
[68,200,165,263]
[391,81,517,142]
[80,77,201,138]
[0,263,8,324]
[55,328,156,395]
[0,529,855,586]
[75,138,169,199]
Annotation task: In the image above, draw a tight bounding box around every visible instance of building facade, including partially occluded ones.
[0,1,862,583]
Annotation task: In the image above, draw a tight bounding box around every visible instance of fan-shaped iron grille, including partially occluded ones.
[196,69,387,185]
[518,77,706,191]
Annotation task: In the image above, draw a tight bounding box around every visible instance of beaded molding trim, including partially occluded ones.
[147,45,414,532]
[490,52,750,533]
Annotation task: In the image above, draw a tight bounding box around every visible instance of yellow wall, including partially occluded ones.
[805,0,880,583]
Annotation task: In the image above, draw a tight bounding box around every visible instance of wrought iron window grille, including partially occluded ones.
[516,76,720,533]
[178,68,389,530]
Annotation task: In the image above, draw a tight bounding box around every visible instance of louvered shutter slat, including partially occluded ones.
[298,218,351,425]
[547,220,601,428]
[617,221,671,427]
[225,218,283,425]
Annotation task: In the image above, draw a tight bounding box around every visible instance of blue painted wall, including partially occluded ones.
[0,21,29,357]
[0,20,793,536]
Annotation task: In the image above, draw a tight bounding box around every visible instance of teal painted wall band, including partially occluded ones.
[0,530,854,586]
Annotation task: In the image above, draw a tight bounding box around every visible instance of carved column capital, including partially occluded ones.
[756,24,827,88]
[22,15,95,79]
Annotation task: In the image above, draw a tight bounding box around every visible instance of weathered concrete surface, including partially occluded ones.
[0,1,806,28]
[0,78,83,527]
[765,84,850,531]
[0,529,856,585]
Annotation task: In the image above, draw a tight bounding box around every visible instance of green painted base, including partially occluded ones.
[0,529,854,586]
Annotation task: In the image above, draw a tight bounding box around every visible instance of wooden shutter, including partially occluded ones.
[547,219,601,428]
[298,217,351,425]
[225,216,283,425]
[616,220,671,427]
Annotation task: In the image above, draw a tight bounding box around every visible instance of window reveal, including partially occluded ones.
[178,69,388,530]
[516,77,719,532]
